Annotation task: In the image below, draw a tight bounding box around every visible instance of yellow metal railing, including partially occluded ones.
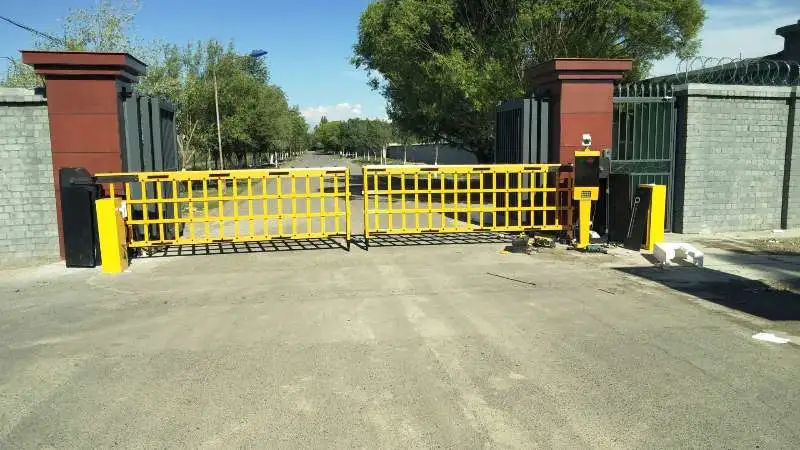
[96,167,351,249]
[362,164,572,245]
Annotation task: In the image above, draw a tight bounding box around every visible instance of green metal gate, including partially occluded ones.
[611,82,677,231]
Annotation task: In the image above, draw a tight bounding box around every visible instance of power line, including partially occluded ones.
[0,15,64,46]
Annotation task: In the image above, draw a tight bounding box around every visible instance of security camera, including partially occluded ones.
[581,133,592,147]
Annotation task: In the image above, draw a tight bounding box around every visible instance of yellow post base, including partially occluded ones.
[576,199,592,249]
[642,184,666,252]
[95,197,129,274]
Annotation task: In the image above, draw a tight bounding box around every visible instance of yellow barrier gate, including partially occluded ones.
[96,167,351,251]
[362,164,572,247]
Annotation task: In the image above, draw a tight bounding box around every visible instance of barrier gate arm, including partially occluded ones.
[361,163,573,244]
[94,167,352,263]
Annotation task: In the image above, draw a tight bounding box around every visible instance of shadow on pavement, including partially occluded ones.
[352,232,510,250]
[616,265,800,322]
[133,238,349,259]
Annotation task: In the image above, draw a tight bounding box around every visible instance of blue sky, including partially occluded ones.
[2,0,800,126]
[0,0,383,125]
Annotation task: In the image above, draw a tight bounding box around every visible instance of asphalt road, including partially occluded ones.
[1,153,799,449]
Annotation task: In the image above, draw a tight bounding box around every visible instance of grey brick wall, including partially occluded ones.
[674,84,797,233]
[0,88,59,266]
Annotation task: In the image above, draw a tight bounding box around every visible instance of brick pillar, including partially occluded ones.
[525,58,632,164]
[21,51,147,257]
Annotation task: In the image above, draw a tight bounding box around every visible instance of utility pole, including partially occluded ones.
[213,67,224,170]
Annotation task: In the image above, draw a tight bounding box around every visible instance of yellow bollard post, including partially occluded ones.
[95,197,129,273]
[577,196,592,249]
[641,184,666,252]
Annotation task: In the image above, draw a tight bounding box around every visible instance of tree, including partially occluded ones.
[2,1,312,169]
[353,0,705,161]
[2,0,148,88]
[313,118,393,159]
[314,120,342,154]
[393,123,417,164]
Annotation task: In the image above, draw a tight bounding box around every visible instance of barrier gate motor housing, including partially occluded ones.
[573,138,601,249]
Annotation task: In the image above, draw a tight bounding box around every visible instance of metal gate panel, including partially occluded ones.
[97,167,351,248]
[495,96,550,164]
[611,83,677,231]
[362,164,571,245]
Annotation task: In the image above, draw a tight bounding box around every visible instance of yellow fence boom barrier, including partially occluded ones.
[95,167,351,252]
[362,164,572,248]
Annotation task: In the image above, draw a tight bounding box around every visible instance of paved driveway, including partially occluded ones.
[1,154,799,448]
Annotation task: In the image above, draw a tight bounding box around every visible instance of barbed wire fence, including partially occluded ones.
[615,56,800,96]
[670,56,800,86]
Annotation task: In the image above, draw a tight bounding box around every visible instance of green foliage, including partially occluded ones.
[1,0,310,169]
[314,120,342,153]
[353,0,705,161]
[313,118,394,155]
[140,39,309,169]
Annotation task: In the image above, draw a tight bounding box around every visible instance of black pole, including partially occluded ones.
[781,87,797,229]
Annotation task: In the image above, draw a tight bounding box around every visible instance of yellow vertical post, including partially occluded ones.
[247,178,254,239]
[291,174,297,236]
[277,173,284,236]
[576,198,592,249]
[305,175,312,236]
[96,197,129,274]
[333,173,340,235]
[414,173,420,231]
[344,168,351,245]
[642,184,666,252]
[318,173,326,236]
[262,175,268,238]
[156,182,165,243]
[362,167,369,242]
[232,178,239,240]
[374,173,380,231]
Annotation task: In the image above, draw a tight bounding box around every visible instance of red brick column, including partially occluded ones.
[525,58,632,164]
[21,51,146,257]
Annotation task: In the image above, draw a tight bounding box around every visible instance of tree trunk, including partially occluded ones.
[434,143,439,165]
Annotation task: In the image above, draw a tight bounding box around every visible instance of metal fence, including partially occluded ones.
[362,164,571,247]
[121,93,178,172]
[495,96,551,164]
[611,82,677,231]
[96,167,351,249]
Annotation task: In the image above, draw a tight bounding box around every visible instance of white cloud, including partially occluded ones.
[300,102,363,125]
[650,0,800,76]
[300,102,389,126]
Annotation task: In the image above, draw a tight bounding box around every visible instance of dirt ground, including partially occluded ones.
[748,237,800,254]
